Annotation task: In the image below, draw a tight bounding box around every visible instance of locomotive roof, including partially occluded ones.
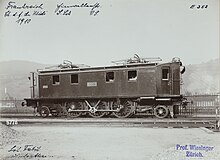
[38,62,172,75]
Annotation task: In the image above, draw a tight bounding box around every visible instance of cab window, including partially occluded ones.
[162,68,169,80]
[106,72,114,82]
[128,70,137,81]
[52,75,60,85]
[71,74,79,84]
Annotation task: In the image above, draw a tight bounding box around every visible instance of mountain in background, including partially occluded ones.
[0,59,219,99]
[0,60,46,76]
[182,59,219,95]
[0,60,47,99]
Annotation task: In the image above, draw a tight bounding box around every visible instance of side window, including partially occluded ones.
[52,75,60,85]
[128,70,137,81]
[162,68,169,80]
[106,72,114,82]
[71,74,79,84]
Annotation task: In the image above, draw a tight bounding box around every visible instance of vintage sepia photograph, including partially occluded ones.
[0,0,219,159]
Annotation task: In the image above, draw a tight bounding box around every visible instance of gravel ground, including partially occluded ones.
[0,123,26,147]
[0,123,220,160]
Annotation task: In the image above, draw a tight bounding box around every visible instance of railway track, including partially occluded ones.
[0,113,219,119]
[0,116,218,129]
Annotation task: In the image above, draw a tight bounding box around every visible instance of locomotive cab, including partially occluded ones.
[157,60,182,96]
[137,58,185,118]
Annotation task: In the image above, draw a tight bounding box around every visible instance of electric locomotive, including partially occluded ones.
[22,55,186,118]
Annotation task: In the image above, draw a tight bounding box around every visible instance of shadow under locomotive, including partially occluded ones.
[22,55,188,119]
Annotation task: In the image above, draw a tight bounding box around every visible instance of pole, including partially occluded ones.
[32,72,35,98]
[217,94,220,130]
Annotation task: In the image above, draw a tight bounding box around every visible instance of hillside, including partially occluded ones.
[0,59,219,99]
[0,60,46,76]
[182,59,219,95]
[0,60,47,99]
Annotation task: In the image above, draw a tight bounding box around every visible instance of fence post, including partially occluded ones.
[15,98,18,113]
[215,94,220,130]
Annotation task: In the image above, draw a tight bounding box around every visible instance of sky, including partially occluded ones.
[0,0,219,66]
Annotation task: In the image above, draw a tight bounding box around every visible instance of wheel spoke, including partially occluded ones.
[68,102,83,118]
[113,101,134,118]
[40,106,50,118]
[154,105,168,118]
[88,101,106,118]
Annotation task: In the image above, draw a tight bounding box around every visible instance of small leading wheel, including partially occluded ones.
[68,102,83,118]
[40,106,50,118]
[112,101,134,118]
[88,101,106,118]
[154,105,169,118]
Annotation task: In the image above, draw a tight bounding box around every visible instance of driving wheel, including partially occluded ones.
[88,101,106,118]
[68,102,83,118]
[112,101,134,118]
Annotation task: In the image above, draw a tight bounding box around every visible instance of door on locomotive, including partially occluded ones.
[159,61,181,96]
[29,72,38,98]
[161,66,172,95]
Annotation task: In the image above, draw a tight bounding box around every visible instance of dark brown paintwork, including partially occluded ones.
[38,62,181,99]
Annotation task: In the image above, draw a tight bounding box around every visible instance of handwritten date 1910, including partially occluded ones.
[16,18,31,25]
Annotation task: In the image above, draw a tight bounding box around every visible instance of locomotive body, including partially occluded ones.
[24,56,186,118]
